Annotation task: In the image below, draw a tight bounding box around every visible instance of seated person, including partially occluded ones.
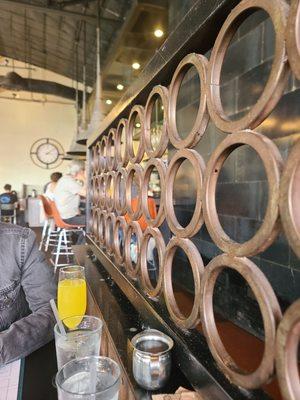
[0,184,18,216]
[0,223,56,365]
[44,172,62,201]
[54,161,86,244]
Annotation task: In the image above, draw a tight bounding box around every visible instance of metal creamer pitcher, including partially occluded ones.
[131,329,174,390]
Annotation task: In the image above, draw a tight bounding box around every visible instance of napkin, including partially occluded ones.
[152,387,203,399]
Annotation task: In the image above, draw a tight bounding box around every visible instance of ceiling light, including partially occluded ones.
[132,62,140,70]
[154,29,164,38]
[135,122,141,128]
[105,99,112,105]
[117,83,124,91]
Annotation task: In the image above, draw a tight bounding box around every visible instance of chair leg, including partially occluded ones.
[39,219,48,251]
[54,230,64,273]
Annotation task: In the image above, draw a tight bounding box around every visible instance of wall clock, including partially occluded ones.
[30,138,64,169]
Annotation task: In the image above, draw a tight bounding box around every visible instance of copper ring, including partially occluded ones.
[90,207,98,239]
[124,221,143,279]
[106,128,117,171]
[91,176,97,206]
[113,216,127,265]
[286,0,300,80]
[165,148,205,238]
[168,53,209,149]
[114,167,128,216]
[276,299,300,400]
[200,254,282,389]
[98,210,107,246]
[140,227,166,298]
[144,85,169,157]
[127,105,145,164]
[141,158,166,227]
[207,0,290,132]
[163,237,203,329]
[98,174,107,209]
[125,164,144,221]
[203,130,283,257]
[115,118,129,168]
[105,212,116,255]
[279,138,300,258]
[100,136,108,172]
[105,171,115,213]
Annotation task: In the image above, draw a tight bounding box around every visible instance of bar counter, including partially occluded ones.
[21,245,189,400]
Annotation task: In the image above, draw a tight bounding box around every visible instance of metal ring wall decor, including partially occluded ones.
[91,176,97,206]
[168,53,209,149]
[106,128,118,171]
[105,213,116,255]
[165,148,206,238]
[276,299,300,400]
[98,210,107,246]
[100,136,108,172]
[98,174,107,209]
[114,167,128,216]
[207,0,290,132]
[279,138,300,258]
[200,254,282,389]
[125,164,144,221]
[113,216,127,265]
[115,118,129,168]
[127,105,145,164]
[286,0,300,80]
[140,227,166,298]
[141,158,166,227]
[91,208,98,239]
[124,221,143,279]
[203,130,283,257]
[144,85,169,158]
[163,237,204,329]
[106,171,115,212]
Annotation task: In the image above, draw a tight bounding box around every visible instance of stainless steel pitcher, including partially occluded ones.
[131,329,174,390]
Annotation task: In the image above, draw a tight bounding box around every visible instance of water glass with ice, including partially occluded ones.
[56,356,121,400]
[54,315,103,370]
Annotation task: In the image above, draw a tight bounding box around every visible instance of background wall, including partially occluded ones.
[0,59,77,195]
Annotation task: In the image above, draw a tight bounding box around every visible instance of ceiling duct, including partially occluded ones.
[0,71,84,103]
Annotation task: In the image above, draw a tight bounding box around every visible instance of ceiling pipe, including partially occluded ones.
[77,1,102,144]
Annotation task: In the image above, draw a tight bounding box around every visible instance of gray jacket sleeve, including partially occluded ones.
[0,230,57,365]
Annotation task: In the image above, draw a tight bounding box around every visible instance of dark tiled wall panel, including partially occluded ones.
[168,3,300,335]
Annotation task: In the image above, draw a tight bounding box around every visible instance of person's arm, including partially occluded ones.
[0,230,57,365]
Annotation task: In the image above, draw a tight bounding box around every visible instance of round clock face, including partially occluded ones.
[30,138,64,169]
[36,143,59,164]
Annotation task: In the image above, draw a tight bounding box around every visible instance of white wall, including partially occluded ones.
[0,98,76,195]
[0,58,77,195]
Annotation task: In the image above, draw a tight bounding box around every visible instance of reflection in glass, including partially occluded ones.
[176,66,200,139]
[150,95,164,151]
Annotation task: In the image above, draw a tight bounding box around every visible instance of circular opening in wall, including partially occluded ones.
[150,94,164,152]
[173,158,197,227]
[171,247,195,319]
[175,65,200,140]
[215,143,267,243]
[213,268,264,373]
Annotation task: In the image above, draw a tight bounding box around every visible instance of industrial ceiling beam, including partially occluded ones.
[0,0,97,23]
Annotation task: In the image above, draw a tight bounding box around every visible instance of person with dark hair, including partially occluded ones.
[44,171,62,200]
[0,184,18,221]
[0,223,56,365]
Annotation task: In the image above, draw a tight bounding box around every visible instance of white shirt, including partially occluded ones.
[53,175,82,219]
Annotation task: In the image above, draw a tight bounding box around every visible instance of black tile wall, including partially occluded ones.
[167,4,300,336]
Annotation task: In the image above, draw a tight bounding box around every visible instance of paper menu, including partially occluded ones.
[0,360,22,400]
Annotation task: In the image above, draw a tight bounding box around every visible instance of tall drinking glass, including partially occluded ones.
[56,356,121,400]
[58,266,87,328]
[54,315,103,370]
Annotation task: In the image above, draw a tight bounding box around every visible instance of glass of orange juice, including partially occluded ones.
[58,265,87,327]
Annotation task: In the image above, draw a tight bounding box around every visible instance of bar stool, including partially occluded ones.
[38,195,57,251]
[48,201,85,272]
[0,203,17,224]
